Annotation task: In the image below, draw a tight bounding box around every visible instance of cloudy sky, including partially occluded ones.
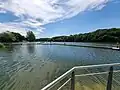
[0,0,120,38]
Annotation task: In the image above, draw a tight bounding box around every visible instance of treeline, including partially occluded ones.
[0,31,36,42]
[1,28,120,43]
[37,28,120,42]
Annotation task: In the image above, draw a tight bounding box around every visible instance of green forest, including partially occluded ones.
[0,31,35,42]
[0,28,120,43]
[37,28,120,42]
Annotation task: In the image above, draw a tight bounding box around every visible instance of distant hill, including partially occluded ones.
[0,31,25,42]
[38,28,120,42]
[0,31,36,43]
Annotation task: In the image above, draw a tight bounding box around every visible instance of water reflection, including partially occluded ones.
[27,44,35,54]
[4,44,22,52]
[5,44,14,51]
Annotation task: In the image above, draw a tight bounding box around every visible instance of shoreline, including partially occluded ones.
[1,42,115,50]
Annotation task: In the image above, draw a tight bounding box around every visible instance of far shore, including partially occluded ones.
[0,42,117,50]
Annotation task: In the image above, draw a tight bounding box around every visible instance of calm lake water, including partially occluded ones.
[0,42,120,90]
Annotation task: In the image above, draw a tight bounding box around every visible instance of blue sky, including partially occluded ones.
[0,0,120,38]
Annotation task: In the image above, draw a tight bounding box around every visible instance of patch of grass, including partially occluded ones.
[0,43,6,49]
[75,82,106,90]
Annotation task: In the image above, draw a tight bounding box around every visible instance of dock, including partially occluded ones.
[41,63,120,90]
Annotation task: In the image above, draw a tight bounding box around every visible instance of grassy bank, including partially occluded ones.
[0,43,6,49]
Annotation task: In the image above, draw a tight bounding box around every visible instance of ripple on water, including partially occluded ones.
[0,43,120,90]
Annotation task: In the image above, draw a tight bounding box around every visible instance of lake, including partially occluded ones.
[0,42,120,90]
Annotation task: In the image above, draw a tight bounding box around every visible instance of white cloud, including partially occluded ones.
[0,23,27,36]
[0,0,110,37]
[0,23,43,37]
[0,9,6,13]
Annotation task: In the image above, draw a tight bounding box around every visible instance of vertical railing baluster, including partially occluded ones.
[106,66,113,90]
[71,71,75,90]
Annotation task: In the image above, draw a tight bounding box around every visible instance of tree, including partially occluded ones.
[26,31,36,42]
[12,32,25,42]
[35,28,120,43]
[0,31,25,42]
[0,31,16,42]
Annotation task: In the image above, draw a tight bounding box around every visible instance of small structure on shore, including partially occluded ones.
[112,42,120,50]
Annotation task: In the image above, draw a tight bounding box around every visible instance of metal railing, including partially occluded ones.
[41,63,120,90]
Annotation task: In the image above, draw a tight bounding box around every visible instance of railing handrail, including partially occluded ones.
[74,63,120,69]
[41,68,74,90]
[41,63,120,90]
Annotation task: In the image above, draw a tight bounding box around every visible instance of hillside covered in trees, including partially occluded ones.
[0,31,25,42]
[0,31,35,42]
[37,28,120,42]
[0,28,120,43]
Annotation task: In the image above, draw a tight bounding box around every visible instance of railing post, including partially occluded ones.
[71,71,75,90]
[106,66,113,90]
